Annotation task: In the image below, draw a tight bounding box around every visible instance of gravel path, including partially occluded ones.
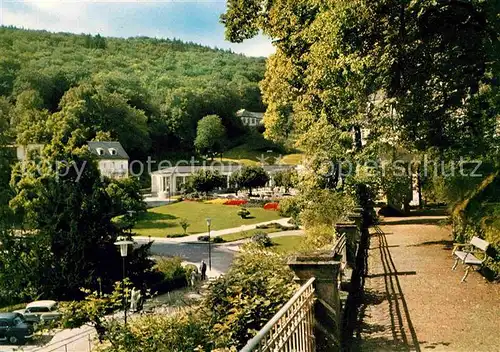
[355,216,500,351]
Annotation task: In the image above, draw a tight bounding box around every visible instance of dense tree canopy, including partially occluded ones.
[3,142,153,302]
[223,0,499,160]
[0,27,266,159]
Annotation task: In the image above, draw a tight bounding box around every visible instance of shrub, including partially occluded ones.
[101,309,211,352]
[237,208,251,219]
[204,249,297,349]
[244,199,270,208]
[256,222,299,231]
[212,236,226,243]
[166,233,187,238]
[152,257,188,293]
[197,235,225,243]
[251,232,273,247]
[302,225,337,251]
[279,196,301,221]
[179,218,190,235]
[184,192,202,201]
[300,190,354,228]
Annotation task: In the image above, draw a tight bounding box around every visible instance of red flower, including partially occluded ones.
[223,199,248,206]
[264,202,279,210]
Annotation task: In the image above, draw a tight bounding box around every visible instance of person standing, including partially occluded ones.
[200,260,207,281]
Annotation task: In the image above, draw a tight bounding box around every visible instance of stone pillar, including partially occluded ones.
[335,222,359,269]
[288,252,342,352]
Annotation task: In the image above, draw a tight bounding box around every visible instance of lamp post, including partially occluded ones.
[114,239,134,325]
[206,218,212,271]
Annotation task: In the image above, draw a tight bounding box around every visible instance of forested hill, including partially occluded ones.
[0,27,267,158]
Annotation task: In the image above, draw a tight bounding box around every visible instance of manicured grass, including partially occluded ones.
[220,228,278,242]
[222,145,302,166]
[134,201,283,237]
[222,146,276,166]
[271,235,305,254]
[280,153,305,165]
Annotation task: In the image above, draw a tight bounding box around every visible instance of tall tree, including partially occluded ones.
[222,0,499,220]
[273,169,298,193]
[187,169,226,194]
[7,142,152,300]
[0,98,14,224]
[231,166,269,196]
[194,115,227,159]
[222,0,499,156]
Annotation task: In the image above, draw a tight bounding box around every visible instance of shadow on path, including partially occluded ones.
[378,218,445,226]
[355,226,421,351]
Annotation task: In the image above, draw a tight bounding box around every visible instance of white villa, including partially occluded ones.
[151,164,295,197]
[237,109,264,127]
[88,141,129,179]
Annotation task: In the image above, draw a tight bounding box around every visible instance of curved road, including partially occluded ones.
[137,238,236,276]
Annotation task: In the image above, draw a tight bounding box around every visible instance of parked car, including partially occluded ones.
[14,300,62,325]
[0,312,33,345]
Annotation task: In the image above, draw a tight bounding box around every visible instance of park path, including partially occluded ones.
[355,216,500,351]
[134,217,292,243]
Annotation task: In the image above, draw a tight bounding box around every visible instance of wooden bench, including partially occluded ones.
[452,236,490,282]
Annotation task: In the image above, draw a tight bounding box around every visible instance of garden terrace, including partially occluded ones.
[133,201,283,237]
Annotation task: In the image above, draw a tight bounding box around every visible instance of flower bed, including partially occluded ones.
[224,199,248,206]
[263,202,279,211]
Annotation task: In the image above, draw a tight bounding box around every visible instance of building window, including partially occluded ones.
[109,148,117,156]
[96,148,104,156]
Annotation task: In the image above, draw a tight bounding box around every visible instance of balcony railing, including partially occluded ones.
[240,277,316,352]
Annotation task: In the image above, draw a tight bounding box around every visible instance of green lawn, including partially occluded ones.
[271,235,305,254]
[222,144,303,166]
[134,201,283,237]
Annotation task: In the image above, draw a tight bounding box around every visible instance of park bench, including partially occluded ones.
[452,236,490,282]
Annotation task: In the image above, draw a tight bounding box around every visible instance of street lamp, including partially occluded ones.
[206,218,212,271]
[114,239,134,325]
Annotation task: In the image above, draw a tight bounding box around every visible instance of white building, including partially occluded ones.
[88,141,129,179]
[237,109,264,127]
[151,164,295,197]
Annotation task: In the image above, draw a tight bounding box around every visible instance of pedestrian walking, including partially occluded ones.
[190,269,197,287]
